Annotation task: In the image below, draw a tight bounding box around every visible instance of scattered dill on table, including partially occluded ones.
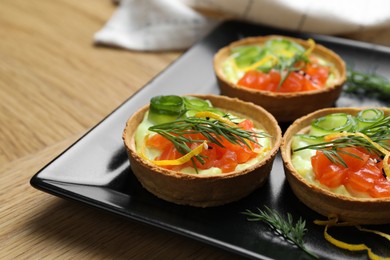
[242,206,318,259]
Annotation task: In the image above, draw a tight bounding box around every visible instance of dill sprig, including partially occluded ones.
[276,53,308,89]
[148,115,268,165]
[294,116,390,168]
[242,206,318,259]
[295,137,375,168]
[361,115,390,150]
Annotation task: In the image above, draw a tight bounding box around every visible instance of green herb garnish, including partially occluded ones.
[294,114,390,169]
[345,68,390,102]
[275,53,308,89]
[148,115,267,166]
[243,206,318,259]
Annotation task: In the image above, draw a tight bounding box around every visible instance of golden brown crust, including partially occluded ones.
[213,35,347,122]
[281,107,390,224]
[123,94,282,207]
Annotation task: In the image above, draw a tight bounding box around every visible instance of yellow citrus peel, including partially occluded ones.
[194,111,236,127]
[140,135,206,166]
[357,226,390,241]
[242,54,278,72]
[150,141,207,166]
[304,38,316,56]
[314,216,390,260]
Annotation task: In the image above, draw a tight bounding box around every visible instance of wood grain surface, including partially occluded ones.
[1,0,390,259]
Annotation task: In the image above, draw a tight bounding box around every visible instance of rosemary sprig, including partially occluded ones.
[344,68,390,102]
[148,115,268,165]
[242,206,318,259]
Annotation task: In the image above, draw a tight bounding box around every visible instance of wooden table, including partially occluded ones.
[1,0,390,259]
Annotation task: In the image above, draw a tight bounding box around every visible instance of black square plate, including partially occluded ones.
[31,20,390,259]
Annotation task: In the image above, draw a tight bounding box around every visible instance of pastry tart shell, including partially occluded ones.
[123,94,282,207]
[281,107,390,224]
[214,35,347,123]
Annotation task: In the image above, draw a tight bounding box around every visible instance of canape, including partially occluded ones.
[123,94,282,207]
[281,107,390,224]
[214,35,347,122]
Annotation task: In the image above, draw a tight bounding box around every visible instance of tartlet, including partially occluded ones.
[214,35,347,122]
[122,94,282,207]
[281,107,390,224]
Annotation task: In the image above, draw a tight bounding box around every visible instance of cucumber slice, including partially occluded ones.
[183,96,219,117]
[148,95,225,123]
[183,96,211,111]
[232,45,264,68]
[148,95,184,124]
[265,38,305,57]
[310,113,356,136]
[356,108,384,130]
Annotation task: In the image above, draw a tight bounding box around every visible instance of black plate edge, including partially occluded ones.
[29,19,390,260]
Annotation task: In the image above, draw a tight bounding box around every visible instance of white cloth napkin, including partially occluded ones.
[95,0,390,51]
[94,0,218,51]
